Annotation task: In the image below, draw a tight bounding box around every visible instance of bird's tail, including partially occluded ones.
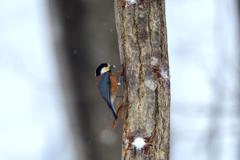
[108,102,118,120]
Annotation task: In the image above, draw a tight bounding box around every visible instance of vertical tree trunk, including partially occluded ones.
[114,0,170,159]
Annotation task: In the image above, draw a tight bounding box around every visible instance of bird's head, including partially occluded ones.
[95,63,116,77]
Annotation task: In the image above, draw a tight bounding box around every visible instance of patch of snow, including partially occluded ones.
[161,69,168,80]
[125,139,129,148]
[132,137,146,150]
[125,0,136,7]
[127,0,136,4]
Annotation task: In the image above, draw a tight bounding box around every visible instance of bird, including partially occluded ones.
[95,63,118,120]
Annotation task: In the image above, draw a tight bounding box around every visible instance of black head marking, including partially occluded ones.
[95,63,110,76]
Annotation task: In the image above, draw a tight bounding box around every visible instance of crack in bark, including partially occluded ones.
[147,1,153,57]
[133,5,142,115]
[151,84,159,158]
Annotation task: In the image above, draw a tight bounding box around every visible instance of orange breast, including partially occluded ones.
[109,72,117,94]
[95,76,100,84]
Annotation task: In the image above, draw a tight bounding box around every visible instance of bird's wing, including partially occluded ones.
[97,72,112,107]
[97,72,118,119]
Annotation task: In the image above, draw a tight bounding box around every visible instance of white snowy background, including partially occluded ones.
[0,0,74,160]
[168,0,239,160]
[0,0,239,160]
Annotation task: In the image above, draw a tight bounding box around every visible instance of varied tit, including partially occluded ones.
[95,63,118,120]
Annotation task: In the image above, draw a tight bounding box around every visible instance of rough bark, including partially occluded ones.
[114,0,170,159]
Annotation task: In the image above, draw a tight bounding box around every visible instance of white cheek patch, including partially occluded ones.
[101,67,110,74]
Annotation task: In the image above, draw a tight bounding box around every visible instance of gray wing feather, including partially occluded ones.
[97,72,111,106]
[97,72,118,120]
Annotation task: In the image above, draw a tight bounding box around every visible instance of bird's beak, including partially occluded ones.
[110,65,116,69]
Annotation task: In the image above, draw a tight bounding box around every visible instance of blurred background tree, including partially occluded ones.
[48,0,122,159]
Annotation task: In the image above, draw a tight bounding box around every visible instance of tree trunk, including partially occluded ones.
[114,0,170,159]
